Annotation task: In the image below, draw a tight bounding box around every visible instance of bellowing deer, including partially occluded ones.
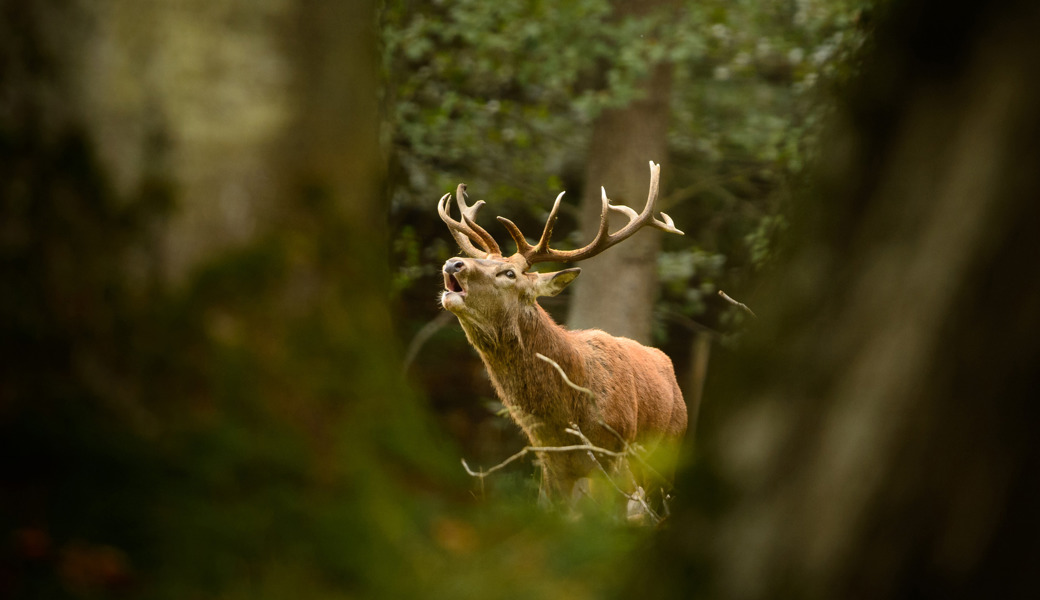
[438,161,688,511]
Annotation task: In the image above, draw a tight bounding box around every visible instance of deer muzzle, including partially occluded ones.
[442,259,467,309]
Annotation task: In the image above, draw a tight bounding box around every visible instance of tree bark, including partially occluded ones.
[0,1,446,596]
[685,330,712,438]
[632,1,1040,598]
[566,61,672,343]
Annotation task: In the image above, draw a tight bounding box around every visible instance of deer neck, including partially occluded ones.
[467,303,583,423]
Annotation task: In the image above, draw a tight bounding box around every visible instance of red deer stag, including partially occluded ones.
[438,161,687,512]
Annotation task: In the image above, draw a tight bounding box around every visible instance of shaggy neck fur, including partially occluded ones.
[459,301,590,441]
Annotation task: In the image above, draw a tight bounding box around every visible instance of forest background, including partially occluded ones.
[386,0,866,483]
[3,0,1039,598]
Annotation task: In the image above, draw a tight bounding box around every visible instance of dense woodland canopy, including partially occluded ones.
[2,0,1039,598]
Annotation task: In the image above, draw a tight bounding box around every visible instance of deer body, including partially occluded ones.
[438,162,687,505]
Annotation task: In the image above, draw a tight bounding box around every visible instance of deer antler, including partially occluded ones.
[497,161,683,267]
[438,183,502,257]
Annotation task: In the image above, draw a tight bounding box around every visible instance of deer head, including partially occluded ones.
[439,161,683,332]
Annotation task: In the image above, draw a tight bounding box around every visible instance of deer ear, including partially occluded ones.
[534,268,581,297]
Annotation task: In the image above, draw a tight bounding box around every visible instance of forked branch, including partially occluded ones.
[564,423,661,524]
[459,428,660,524]
[461,443,626,479]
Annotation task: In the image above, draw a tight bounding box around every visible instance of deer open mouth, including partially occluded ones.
[444,272,465,296]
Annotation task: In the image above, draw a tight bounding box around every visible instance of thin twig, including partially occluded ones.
[403,311,455,372]
[659,166,766,211]
[535,353,594,397]
[660,308,722,338]
[566,424,660,524]
[597,420,672,495]
[718,289,758,319]
[461,444,626,478]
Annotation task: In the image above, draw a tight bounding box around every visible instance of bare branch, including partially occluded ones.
[595,419,672,494]
[566,424,660,524]
[661,308,722,338]
[718,289,758,319]
[659,165,768,211]
[461,443,626,478]
[535,353,594,397]
[402,311,454,373]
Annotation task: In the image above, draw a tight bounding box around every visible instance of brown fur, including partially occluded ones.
[442,255,687,503]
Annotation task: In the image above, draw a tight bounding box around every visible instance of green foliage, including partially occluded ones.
[383,0,608,206]
[383,0,871,336]
[391,224,451,296]
[659,249,727,316]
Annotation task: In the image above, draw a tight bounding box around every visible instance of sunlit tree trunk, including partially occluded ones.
[566,60,672,343]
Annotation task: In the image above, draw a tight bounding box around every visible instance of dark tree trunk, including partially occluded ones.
[632,1,1040,598]
[0,1,451,597]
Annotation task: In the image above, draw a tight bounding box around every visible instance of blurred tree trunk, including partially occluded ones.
[566,59,672,343]
[78,0,294,280]
[685,330,712,437]
[1,0,455,597]
[633,1,1040,598]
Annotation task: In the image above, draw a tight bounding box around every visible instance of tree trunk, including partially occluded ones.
[632,1,1040,598]
[566,61,672,343]
[685,330,712,438]
[0,1,451,597]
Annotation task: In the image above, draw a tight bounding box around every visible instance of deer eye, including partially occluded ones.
[499,269,516,279]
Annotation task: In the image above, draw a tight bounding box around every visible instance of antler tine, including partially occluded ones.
[438,192,486,257]
[496,191,566,260]
[455,183,502,255]
[534,191,566,253]
[601,161,684,239]
[437,183,502,257]
[515,161,684,267]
